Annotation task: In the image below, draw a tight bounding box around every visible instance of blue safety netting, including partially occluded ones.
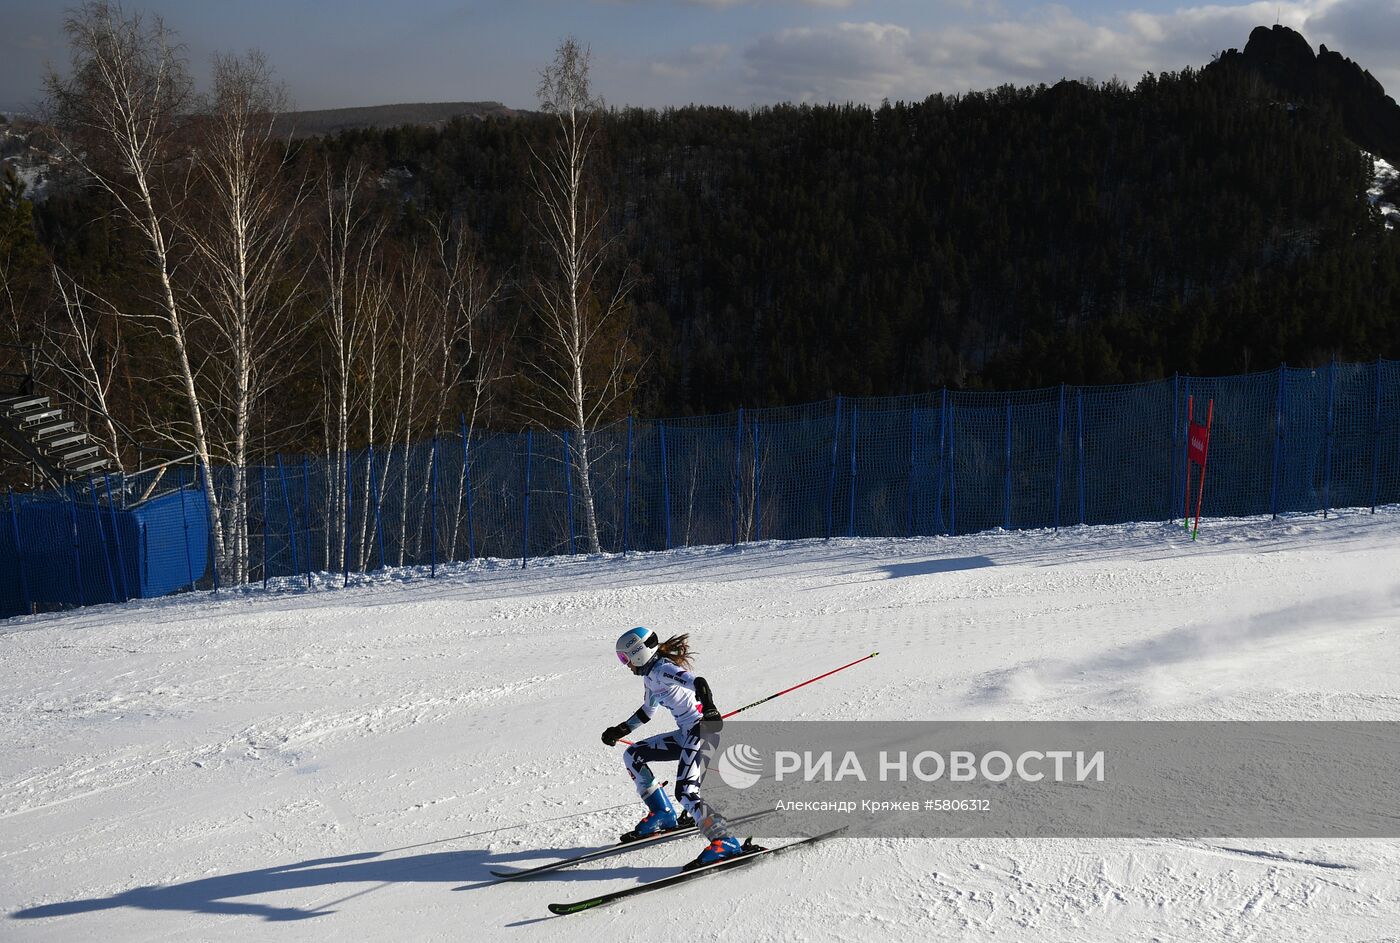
[5,360,1399,618]
[2,475,210,616]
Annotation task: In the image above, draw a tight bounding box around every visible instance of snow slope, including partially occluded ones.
[4,511,1400,941]
[1370,156,1398,228]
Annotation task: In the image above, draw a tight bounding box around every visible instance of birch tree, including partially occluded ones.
[44,2,225,560]
[39,270,127,471]
[422,218,506,560]
[314,161,382,571]
[525,37,639,554]
[425,217,506,436]
[184,50,307,584]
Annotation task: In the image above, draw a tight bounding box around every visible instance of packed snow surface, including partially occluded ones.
[4,510,1400,941]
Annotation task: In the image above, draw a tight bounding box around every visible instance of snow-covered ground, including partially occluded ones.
[4,510,1400,941]
[1370,156,1398,228]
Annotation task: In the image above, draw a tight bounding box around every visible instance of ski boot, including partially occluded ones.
[620,788,690,843]
[683,836,758,871]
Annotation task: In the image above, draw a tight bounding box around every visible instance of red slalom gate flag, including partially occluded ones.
[1182,396,1214,540]
[1188,421,1211,467]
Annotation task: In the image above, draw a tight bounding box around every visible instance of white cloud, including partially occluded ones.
[649,43,734,79]
[1308,0,1400,71]
[721,0,1400,106]
[669,0,857,7]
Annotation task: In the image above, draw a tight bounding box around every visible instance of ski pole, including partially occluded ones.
[721,650,878,720]
[617,651,878,746]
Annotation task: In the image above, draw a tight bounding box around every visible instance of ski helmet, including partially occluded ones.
[615,626,659,673]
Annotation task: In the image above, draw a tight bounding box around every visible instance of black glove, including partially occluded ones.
[601,723,630,747]
[694,677,723,730]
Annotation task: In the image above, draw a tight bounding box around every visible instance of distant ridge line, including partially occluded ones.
[276,100,523,137]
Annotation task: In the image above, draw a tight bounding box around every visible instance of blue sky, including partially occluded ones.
[1,1,1397,112]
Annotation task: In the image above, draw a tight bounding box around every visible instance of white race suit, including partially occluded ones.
[618,657,734,842]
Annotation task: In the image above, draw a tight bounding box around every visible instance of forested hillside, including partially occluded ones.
[3,23,1398,476]
[328,53,1400,412]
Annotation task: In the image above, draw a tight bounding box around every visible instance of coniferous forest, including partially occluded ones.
[347,59,1400,413]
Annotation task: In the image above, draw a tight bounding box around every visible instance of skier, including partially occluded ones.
[602,626,750,867]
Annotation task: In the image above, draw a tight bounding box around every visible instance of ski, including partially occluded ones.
[466,809,776,886]
[546,827,846,916]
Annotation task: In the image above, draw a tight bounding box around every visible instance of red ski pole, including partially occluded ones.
[617,651,879,746]
[721,651,879,719]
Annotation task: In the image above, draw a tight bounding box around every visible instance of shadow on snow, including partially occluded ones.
[12,844,671,924]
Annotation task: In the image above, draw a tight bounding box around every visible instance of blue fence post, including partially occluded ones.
[202,463,219,594]
[102,472,129,601]
[260,464,270,588]
[1178,378,1189,522]
[623,416,634,554]
[1003,397,1013,530]
[342,453,351,588]
[1372,356,1382,514]
[659,421,671,550]
[1076,389,1086,526]
[1054,385,1065,531]
[1170,374,1179,520]
[460,415,475,562]
[847,405,858,538]
[367,445,385,571]
[8,489,31,613]
[948,398,958,535]
[906,402,917,538]
[301,457,312,587]
[751,418,763,541]
[732,409,742,546]
[177,464,195,592]
[276,455,300,582]
[521,429,532,568]
[825,397,841,540]
[1324,359,1336,519]
[936,389,948,535]
[563,431,575,555]
[88,475,117,602]
[1271,366,1285,519]
[65,491,85,606]
[430,436,440,575]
